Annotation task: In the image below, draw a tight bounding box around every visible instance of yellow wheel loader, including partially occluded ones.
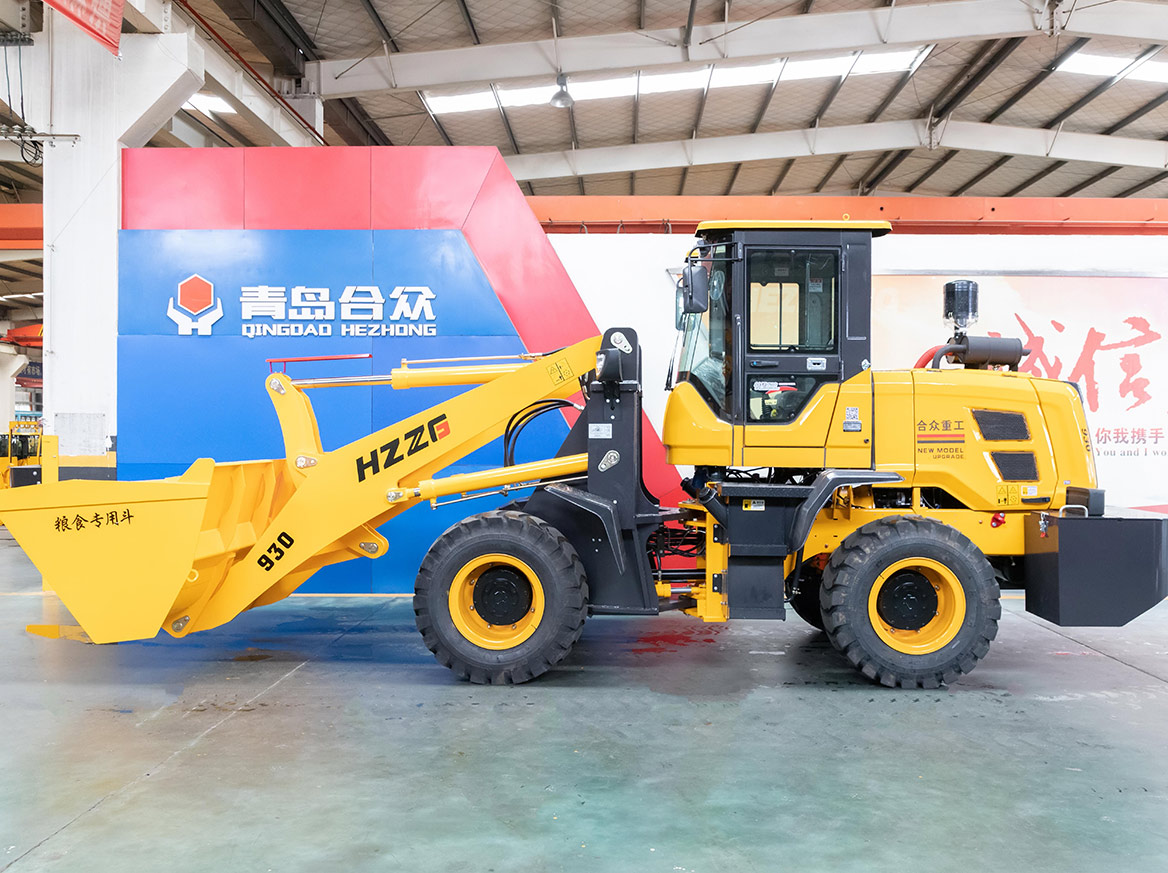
[0,420,56,489]
[3,220,1165,688]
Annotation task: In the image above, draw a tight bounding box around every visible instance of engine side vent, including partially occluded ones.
[992,451,1038,481]
[973,409,1030,441]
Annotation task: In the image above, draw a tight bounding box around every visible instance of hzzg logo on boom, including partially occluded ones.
[167,279,438,338]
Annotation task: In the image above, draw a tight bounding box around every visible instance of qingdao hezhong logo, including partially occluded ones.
[167,275,224,336]
[167,279,439,338]
[237,284,438,338]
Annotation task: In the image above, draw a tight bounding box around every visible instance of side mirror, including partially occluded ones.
[682,264,709,314]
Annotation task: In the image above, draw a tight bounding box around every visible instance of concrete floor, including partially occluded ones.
[2,530,1168,873]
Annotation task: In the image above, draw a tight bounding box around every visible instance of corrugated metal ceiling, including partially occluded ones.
[187,0,1168,197]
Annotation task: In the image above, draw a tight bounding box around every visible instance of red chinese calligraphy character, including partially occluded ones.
[1015,314,1063,379]
[1118,353,1152,410]
[1068,318,1162,412]
[1095,427,1111,444]
[1132,427,1148,444]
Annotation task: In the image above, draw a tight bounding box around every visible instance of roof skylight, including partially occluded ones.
[709,61,783,88]
[782,55,855,81]
[639,68,713,95]
[1132,60,1168,84]
[425,91,497,114]
[424,47,929,114]
[185,93,236,115]
[1058,53,1135,78]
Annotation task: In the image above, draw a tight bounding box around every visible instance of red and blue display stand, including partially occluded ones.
[119,146,673,593]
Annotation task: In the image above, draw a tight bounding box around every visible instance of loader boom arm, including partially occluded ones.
[1,336,602,644]
[187,335,603,635]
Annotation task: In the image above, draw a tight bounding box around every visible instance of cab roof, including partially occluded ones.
[695,220,892,236]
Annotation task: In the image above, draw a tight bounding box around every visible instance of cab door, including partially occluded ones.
[740,246,845,468]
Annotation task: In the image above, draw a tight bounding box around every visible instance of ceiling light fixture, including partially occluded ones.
[549,74,574,109]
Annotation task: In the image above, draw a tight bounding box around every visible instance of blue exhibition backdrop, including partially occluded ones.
[117,228,567,593]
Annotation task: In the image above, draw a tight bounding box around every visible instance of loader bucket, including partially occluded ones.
[0,457,295,644]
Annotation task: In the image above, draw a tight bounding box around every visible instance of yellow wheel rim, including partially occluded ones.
[867,558,966,655]
[448,553,545,651]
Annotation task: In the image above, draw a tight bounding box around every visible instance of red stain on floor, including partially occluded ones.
[632,626,723,654]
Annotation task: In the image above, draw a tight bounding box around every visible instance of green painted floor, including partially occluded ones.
[3,529,1168,873]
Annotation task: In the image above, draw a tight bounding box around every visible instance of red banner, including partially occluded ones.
[46,0,125,55]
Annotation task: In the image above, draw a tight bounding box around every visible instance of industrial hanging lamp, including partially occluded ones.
[549,74,574,109]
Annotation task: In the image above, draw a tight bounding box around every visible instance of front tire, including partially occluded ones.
[820,516,1000,689]
[414,510,588,684]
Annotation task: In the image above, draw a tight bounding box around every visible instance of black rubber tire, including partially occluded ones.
[820,515,1001,689]
[414,510,588,684]
[786,562,825,631]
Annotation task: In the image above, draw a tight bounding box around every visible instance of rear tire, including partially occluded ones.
[786,562,825,631]
[820,515,1000,689]
[414,510,588,684]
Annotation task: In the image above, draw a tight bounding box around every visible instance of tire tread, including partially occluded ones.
[820,515,1000,689]
[414,510,588,685]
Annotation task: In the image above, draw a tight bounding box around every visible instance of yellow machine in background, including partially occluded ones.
[0,420,58,489]
[1,221,1163,690]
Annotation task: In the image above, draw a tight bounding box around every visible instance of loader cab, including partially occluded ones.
[666,221,890,468]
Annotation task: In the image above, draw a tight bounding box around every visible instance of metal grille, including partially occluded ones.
[974,410,1030,441]
[991,451,1039,482]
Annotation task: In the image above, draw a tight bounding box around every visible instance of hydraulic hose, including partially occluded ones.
[930,344,963,369]
[914,345,945,369]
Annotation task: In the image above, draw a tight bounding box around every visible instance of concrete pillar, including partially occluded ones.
[27,13,203,468]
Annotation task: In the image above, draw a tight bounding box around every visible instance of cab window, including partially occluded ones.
[748,250,838,352]
[677,245,733,418]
